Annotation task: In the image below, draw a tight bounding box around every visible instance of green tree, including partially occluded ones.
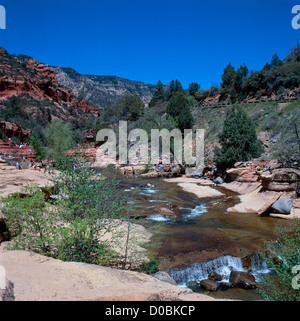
[30,133,47,161]
[115,93,145,121]
[222,62,237,90]
[149,80,165,107]
[214,106,263,169]
[166,91,194,132]
[43,119,75,162]
[168,79,184,99]
[188,82,200,97]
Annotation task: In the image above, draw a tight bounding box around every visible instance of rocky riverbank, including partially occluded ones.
[160,160,300,220]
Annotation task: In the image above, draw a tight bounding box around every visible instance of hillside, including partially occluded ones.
[53,66,156,108]
[192,100,300,168]
[0,47,155,144]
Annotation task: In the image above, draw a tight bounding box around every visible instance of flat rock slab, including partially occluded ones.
[227,187,282,215]
[0,249,216,301]
[177,182,224,199]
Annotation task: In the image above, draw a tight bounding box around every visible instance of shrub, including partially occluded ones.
[2,185,58,256]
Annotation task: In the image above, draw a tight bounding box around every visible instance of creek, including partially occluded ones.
[119,175,290,300]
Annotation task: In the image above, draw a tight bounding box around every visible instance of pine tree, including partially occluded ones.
[270,53,282,67]
[222,62,237,90]
[188,82,200,97]
[149,80,165,107]
[214,106,263,169]
[166,91,194,132]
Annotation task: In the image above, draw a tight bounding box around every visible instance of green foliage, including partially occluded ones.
[222,62,237,90]
[258,222,300,301]
[115,93,145,121]
[43,119,75,162]
[132,108,178,136]
[56,217,118,266]
[168,79,184,99]
[140,258,159,274]
[166,91,194,132]
[2,185,57,256]
[54,157,126,221]
[2,96,24,121]
[214,105,263,169]
[30,133,47,161]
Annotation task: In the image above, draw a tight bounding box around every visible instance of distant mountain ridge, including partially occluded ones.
[53,66,156,108]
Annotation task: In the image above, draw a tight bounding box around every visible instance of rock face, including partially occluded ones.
[225,162,300,218]
[226,160,279,183]
[261,168,300,193]
[0,250,216,301]
[0,47,100,126]
[0,48,72,104]
[0,121,31,140]
[54,66,156,108]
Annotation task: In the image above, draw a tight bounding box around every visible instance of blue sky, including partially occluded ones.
[0,0,299,89]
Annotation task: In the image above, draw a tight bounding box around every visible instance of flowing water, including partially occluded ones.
[119,175,291,300]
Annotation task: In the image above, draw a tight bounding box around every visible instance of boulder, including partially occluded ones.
[200,279,219,291]
[229,271,257,289]
[271,198,293,214]
[152,271,177,286]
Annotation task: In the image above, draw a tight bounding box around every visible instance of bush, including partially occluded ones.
[2,185,58,256]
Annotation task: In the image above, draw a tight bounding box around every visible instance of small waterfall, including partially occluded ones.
[170,254,271,287]
[170,255,245,286]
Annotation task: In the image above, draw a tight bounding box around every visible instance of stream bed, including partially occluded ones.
[119,176,291,300]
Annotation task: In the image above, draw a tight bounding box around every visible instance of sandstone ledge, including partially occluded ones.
[0,249,215,301]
